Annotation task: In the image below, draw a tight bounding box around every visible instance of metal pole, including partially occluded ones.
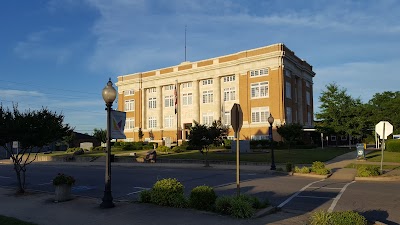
[100,103,114,208]
[236,131,240,197]
[270,124,276,170]
[380,123,385,174]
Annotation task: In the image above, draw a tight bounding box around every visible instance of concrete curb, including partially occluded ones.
[253,206,277,218]
[292,173,331,179]
[355,176,400,182]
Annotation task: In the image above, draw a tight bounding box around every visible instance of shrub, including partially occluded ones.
[311,161,326,171]
[150,178,185,207]
[189,185,217,211]
[172,146,186,153]
[230,196,255,218]
[215,196,233,215]
[139,190,152,203]
[356,165,380,177]
[53,173,75,186]
[113,142,121,147]
[73,148,84,155]
[310,210,367,225]
[91,146,104,152]
[294,166,311,174]
[224,139,232,149]
[157,145,170,153]
[238,194,265,209]
[386,139,400,152]
[286,162,293,172]
[314,168,331,175]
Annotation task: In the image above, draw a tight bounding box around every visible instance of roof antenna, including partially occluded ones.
[184,25,187,62]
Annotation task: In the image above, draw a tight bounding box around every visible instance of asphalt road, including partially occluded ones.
[0,163,399,224]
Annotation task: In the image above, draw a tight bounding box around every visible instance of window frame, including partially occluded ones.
[124,99,135,112]
[250,82,269,99]
[148,97,157,109]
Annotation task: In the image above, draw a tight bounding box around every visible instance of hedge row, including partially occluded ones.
[385,139,400,152]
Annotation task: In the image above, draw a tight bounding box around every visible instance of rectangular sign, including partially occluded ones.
[110,110,126,139]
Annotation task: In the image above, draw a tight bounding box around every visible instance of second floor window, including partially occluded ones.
[202,90,213,103]
[251,107,269,123]
[148,97,156,109]
[183,93,193,105]
[164,115,174,128]
[164,95,174,107]
[202,79,213,85]
[251,82,269,98]
[223,87,235,101]
[148,117,157,128]
[125,100,134,111]
[125,118,134,130]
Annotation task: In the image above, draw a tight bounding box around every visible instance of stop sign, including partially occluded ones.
[375,121,393,140]
[230,103,243,132]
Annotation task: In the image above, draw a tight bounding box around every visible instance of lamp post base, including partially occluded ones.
[270,164,276,170]
[100,191,115,208]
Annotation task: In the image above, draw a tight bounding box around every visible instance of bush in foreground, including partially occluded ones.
[189,185,217,211]
[310,210,367,225]
[356,165,380,177]
[149,178,186,207]
[215,195,267,218]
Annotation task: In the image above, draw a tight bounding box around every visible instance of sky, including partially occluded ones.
[1,0,399,134]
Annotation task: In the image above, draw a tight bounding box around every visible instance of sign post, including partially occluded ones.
[375,121,393,173]
[231,103,243,197]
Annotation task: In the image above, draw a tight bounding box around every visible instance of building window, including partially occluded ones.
[182,82,193,88]
[202,79,213,85]
[164,115,174,128]
[183,93,193,105]
[148,87,156,93]
[125,89,134,96]
[341,135,347,141]
[202,90,214,103]
[125,118,134,130]
[223,87,236,101]
[148,117,157,128]
[251,107,269,123]
[223,111,231,126]
[285,70,291,77]
[148,97,156,109]
[285,82,292,99]
[202,112,214,125]
[251,82,269,98]
[164,95,174,107]
[125,100,134,112]
[331,135,337,142]
[286,107,292,124]
[223,75,235,82]
[306,81,310,88]
[164,85,174,91]
[306,91,311,106]
[250,68,268,77]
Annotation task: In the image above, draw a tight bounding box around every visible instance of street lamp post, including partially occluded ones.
[268,114,276,170]
[100,78,117,208]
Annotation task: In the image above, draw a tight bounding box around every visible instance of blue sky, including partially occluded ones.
[1,0,399,134]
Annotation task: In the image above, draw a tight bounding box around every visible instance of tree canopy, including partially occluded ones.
[277,123,303,150]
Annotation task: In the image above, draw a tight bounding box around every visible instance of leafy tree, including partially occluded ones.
[93,128,106,144]
[0,105,72,193]
[367,91,400,134]
[316,83,365,146]
[62,132,75,149]
[277,123,303,150]
[188,120,227,167]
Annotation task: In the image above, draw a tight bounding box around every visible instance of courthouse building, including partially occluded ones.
[115,43,315,143]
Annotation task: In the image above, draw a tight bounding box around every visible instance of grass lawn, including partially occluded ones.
[345,163,400,170]
[158,147,353,164]
[0,215,38,225]
[365,150,400,163]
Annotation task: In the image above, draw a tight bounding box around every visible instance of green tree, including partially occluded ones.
[367,91,400,134]
[62,132,75,149]
[277,123,303,150]
[0,105,72,193]
[316,83,365,146]
[93,128,106,144]
[188,120,227,167]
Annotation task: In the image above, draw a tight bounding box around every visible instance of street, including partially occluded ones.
[0,163,399,224]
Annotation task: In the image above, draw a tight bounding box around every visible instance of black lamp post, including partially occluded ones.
[100,78,116,208]
[268,114,276,170]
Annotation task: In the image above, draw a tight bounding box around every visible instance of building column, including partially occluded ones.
[142,88,146,129]
[193,80,200,123]
[156,86,162,130]
[214,77,221,121]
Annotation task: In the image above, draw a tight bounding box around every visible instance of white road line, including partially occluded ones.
[127,187,150,195]
[308,186,343,190]
[0,176,11,179]
[278,179,325,208]
[328,181,355,212]
[37,182,53,186]
[297,195,335,199]
[127,190,146,195]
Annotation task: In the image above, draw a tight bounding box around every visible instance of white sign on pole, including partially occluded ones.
[375,121,393,140]
[12,141,19,148]
[110,110,126,139]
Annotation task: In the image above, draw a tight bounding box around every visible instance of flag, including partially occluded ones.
[110,110,126,139]
[174,80,178,114]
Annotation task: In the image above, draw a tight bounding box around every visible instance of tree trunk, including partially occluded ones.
[204,150,210,167]
[14,164,25,194]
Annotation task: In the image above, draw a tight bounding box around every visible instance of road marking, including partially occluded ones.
[297,195,335,199]
[127,187,150,195]
[37,182,52,186]
[278,179,325,208]
[0,176,11,179]
[308,186,343,190]
[328,181,355,212]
